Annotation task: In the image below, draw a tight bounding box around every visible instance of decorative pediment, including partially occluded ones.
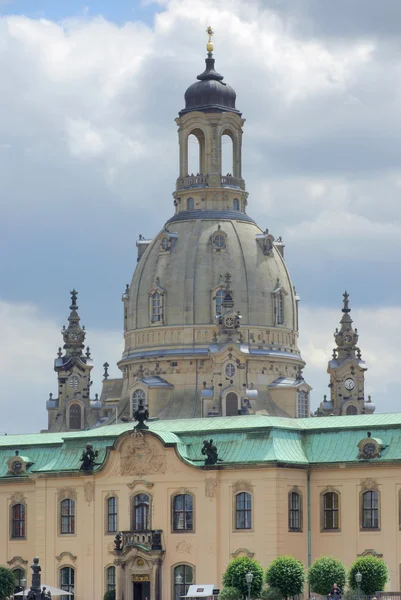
[55,552,77,563]
[9,492,26,505]
[118,431,166,477]
[357,549,383,558]
[232,480,253,494]
[58,487,77,501]
[360,478,379,492]
[127,479,154,491]
[272,278,289,296]
[320,485,340,495]
[7,556,28,567]
[148,277,166,297]
[231,548,255,559]
[357,432,383,460]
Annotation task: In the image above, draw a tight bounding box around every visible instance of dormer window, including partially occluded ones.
[211,229,227,253]
[148,280,166,325]
[160,236,170,251]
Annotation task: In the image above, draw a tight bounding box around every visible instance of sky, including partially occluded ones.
[1,0,401,433]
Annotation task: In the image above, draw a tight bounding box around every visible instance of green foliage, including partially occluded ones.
[265,556,305,599]
[348,556,389,595]
[218,587,243,600]
[222,557,264,599]
[103,591,116,600]
[0,566,15,600]
[260,586,283,600]
[308,556,347,595]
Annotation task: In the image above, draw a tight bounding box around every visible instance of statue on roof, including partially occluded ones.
[80,443,99,471]
[201,439,219,465]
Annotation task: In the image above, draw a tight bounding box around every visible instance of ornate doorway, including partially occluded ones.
[133,580,151,600]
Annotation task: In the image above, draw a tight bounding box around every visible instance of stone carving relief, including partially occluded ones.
[176,541,192,554]
[9,492,26,505]
[232,480,253,494]
[84,481,95,503]
[231,548,255,559]
[360,478,379,492]
[205,478,217,498]
[357,549,383,558]
[58,488,77,501]
[127,479,154,491]
[120,432,166,477]
[7,556,28,567]
[55,552,77,563]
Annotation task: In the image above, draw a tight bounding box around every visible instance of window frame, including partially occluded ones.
[215,288,225,316]
[187,197,195,210]
[297,390,309,419]
[233,198,240,211]
[68,402,82,430]
[132,389,147,415]
[60,566,75,600]
[172,564,195,600]
[106,496,118,534]
[106,565,116,593]
[288,490,303,532]
[172,493,194,533]
[60,498,75,535]
[11,503,26,539]
[132,493,151,531]
[234,491,252,531]
[361,489,380,530]
[321,491,340,531]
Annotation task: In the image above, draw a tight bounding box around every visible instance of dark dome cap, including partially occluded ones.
[179,52,241,116]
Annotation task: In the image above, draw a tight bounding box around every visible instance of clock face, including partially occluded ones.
[224,315,235,329]
[13,461,23,473]
[363,442,376,457]
[69,375,79,389]
[343,333,353,344]
[344,377,355,391]
[69,331,79,341]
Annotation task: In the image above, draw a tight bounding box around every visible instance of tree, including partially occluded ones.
[348,556,389,595]
[0,566,15,600]
[260,586,283,600]
[103,591,116,600]
[219,587,242,600]
[266,556,305,599]
[308,557,347,595]
[222,557,264,599]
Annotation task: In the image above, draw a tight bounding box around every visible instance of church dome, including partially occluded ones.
[180,55,239,115]
[126,211,298,335]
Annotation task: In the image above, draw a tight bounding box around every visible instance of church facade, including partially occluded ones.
[0,32,387,600]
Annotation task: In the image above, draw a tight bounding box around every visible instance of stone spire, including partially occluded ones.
[61,289,86,357]
[333,291,359,360]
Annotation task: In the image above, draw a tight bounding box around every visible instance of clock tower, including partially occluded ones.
[321,292,375,416]
[45,290,103,432]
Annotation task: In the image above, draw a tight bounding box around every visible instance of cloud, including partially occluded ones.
[0,300,121,434]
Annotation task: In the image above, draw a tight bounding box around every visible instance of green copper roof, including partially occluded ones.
[1,413,401,477]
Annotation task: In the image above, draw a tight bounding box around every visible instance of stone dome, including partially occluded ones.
[180,55,239,116]
[126,211,298,335]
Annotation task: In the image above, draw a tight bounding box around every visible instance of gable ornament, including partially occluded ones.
[232,480,253,494]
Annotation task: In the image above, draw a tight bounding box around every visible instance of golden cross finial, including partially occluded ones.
[206,26,214,53]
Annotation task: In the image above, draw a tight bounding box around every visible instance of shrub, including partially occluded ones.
[219,587,243,600]
[348,556,389,595]
[265,556,305,599]
[260,586,283,600]
[0,566,15,600]
[104,591,116,600]
[222,557,264,599]
[308,557,347,595]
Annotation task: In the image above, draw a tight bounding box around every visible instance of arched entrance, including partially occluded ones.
[225,392,239,416]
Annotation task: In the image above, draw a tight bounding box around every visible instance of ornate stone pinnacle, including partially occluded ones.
[342,290,350,313]
[103,362,109,380]
[70,289,78,310]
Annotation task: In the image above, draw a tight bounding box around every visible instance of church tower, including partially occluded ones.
[107,30,311,421]
[46,290,102,432]
[321,292,375,416]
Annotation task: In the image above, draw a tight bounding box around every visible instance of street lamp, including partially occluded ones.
[245,571,254,600]
[355,571,362,600]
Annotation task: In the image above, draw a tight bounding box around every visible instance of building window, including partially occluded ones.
[213,233,226,250]
[132,389,147,413]
[233,198,240,210]
[225,363,236,378]
[60,499,75,535]
[11,503,26,538]
[187,197,194,210]
[322,492,339,530]
[151,291,163,323]
[226,392,239,416]
[107,497,117,533]
[12,568,26,596]
[346,405,358,415]
[235,492,252,529]
[106,566,116,592]
[174,565,194,600]
[134,493,150,531]
[289,491,302,531]
[160,236,170,251]
[362,490,379,529]
[60,567,75,600]
[173,494,193,531]
[69,403,81,429]
[215,288,224,315]
[297,391,308,418]
[274,292,284,325]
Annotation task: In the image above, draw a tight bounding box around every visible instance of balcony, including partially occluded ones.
[116,530,163,552]
[176,174,245,191]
